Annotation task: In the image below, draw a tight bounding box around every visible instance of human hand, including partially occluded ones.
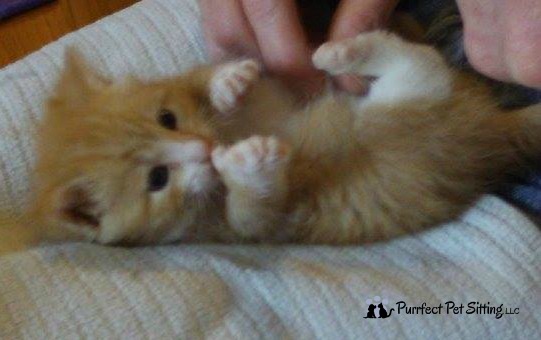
[200,0,324,95]
[457,0,541,88]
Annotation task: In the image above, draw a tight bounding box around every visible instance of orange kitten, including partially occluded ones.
[29,31,541,245]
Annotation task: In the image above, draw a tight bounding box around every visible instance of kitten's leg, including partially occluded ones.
[209,60,262,113]
[184,59,262,113]
[312,31,452,104]
[211,136,291,240]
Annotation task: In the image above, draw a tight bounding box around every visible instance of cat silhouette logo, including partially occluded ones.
[364,296,394,319]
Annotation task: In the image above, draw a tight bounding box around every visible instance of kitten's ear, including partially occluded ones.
[54,180,105,230]
[54,47,111,105]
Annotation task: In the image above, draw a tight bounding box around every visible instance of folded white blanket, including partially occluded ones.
[0,0,539,339]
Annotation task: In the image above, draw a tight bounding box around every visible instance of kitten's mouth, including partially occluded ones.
[159,139,219,195]
[181,160,219,195]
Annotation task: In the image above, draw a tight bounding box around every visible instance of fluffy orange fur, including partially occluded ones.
[28,31,541,246]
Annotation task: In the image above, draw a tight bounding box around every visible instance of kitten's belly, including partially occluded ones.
[216,78,313,142]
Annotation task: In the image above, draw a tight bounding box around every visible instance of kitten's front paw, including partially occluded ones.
[210,59,261,113]
[312,38,368,75]
[211,136,291,195]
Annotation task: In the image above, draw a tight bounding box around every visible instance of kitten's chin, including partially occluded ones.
[181,162,219,195]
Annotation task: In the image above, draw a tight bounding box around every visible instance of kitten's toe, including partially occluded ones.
[312,38,367,75]
[213,136,291,194]
[235,136,289,168]
[210,145,228,171]
[210,59,262,113]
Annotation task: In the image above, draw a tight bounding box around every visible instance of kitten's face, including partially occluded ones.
[32,51,220,245]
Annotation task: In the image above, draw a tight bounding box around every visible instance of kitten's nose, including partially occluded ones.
[161,140,211,164]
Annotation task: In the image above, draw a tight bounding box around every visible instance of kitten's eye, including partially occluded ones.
[148,166,169,192]
[158,109,177,130]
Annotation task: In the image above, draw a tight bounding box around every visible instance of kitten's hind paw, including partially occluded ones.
[312,38,368,75]
[210,59,261,113]
[211,136,291,196]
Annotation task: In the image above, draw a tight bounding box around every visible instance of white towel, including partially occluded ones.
[0,1,539,339]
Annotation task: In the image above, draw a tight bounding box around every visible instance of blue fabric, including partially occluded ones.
[498,169,541,216]
[0,0,54,20]
[507,183,541,214]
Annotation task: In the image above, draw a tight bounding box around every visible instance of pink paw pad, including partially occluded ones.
[211,136,290,194]
[312,39,366,74]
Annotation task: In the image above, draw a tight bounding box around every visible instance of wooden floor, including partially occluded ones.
[0,0,139,67]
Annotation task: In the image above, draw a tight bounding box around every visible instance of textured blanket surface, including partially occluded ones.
[0,0,539,339]
[1,197,540,339]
